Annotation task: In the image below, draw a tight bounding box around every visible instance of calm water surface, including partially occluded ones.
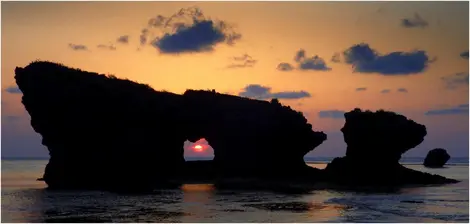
[1,159,468,222]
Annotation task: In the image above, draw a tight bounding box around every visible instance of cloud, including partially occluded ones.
[294,49,306,62]
[277,63,295,71]
[238,84,311,100]
[401,13,429,28]
[441,72,469,89]
[397,88,408,93]
[355,87,367,91]
[343,43,432,75]
[425,104,469,116]
[97,44,117,51]
[5,85,22,94]
[226,54,257,69]
[145,7,241,54]
[278,49,331,71]
[68,43,88,51]
[294,49,331,71]
[140,29,149,46]
[331,53,341,63]
[381,89,391,94]
[318,110,345,119]
[116,35,130,44]
[460,51,469,59]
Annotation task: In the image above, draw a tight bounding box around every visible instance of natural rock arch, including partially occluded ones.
[14,61,327,191]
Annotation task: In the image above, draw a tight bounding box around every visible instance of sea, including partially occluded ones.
[1,157,468,223]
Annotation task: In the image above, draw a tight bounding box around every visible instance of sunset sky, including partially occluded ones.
[1,1,469,159]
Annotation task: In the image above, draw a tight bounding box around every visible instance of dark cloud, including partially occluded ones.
[381,89,391,94]
[441,72,469,90]
[318,110,345,119]
[277,63,295,71]
[152,21,225,53]
[97,44,116,51]
[278,49,331,71]
[397,88,408,93]
[343,43,432,75]
[460,51,469,59]
[299,56,331,71]
[294,49,331,71]
[401,13,429,28]
[116,35,130,44]
[145,7,241,54]
[425,104,469,116]
[68,43,88,51]
[5,85,22,94]
[227,54,257,69]
[355,87,367,92]
[238,84,311,100]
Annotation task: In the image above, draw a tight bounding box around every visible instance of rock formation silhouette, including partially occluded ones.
[183,90,327,178]
[14,61,326,191]
[324,109,458,186]
[423,148,451,168]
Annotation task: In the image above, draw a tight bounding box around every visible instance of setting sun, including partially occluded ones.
[193,144,204,152]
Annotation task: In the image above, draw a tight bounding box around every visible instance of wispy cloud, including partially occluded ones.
[441,72,469,90]
[97,44,117,51]
[381,89,391,94]
[355,87,367,92]
[401,13,429,28]
[116,35,130,44]
[226,54,257,69]
[331,53,341,63]
[68,43,88,51]
[139,29,149,46]
[425,104,469,116]
[397,88,408,93]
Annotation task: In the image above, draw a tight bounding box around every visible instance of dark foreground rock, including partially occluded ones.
[324,109,458,186]
[15,61,326,191]
[15,61,458,192]
[424,148,451,168]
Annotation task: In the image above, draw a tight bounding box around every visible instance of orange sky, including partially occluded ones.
[1,2,469,158]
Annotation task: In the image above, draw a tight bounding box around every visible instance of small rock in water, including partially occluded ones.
[424,148,451,168]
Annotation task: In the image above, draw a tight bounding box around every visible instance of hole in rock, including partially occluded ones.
[183,138,214,161]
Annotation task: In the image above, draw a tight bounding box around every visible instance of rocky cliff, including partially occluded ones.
[182,90,327,178]
[14,61,327,191]
[324,109,458,186]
